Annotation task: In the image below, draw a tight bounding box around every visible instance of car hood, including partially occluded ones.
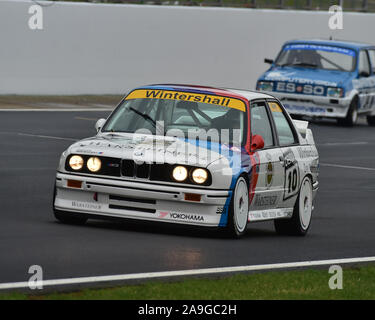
[68,133,242,168]
[260,66,355,87]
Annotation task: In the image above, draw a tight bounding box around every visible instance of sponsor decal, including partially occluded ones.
[75,149,104,155]
[158,211,169,218]
[254,194,278,207]
[216,206,224,214]
[284,104,327,114]
[107,163,120,168]
[125,89,246,112]
[71,201,101,210]
[297,147,318,159]
[158,210,204,222]
[265,153,274,189]
[249,152,261,205]
[265,71,338,87]
[249,208,293,221]
[284,44,355,57]
[170,212,204,222]
[268,102,282,113]
[275,82,326,96]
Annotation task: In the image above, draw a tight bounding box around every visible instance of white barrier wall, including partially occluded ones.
[0,0,375,95]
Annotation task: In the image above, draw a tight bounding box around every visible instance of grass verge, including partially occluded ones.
[1,264,375,300]
[0,95,122,109]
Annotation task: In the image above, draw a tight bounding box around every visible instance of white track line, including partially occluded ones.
[0,108,112,112]
[318,142,368,146]
[74,116,98,121]
[320,163,375,171]
[17,133,77,141]
[1,256,375,290]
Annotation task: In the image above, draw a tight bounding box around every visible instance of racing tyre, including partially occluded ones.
[337,99,358,127]
[54,210,88,225]
[224,177,249,238]
[274,176,312,236]
[367,115,375,126]
[53,186,88,225]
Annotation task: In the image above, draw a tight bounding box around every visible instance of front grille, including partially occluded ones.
[109,195,156,205]
[122,159,135,177]
[135,162,151,179]
[122,160,212,186]
[108,204,156,214]
[108,194,156,214]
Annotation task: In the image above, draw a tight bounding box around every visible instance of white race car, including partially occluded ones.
[53,84,319,238]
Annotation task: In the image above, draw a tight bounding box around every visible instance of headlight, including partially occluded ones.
[192,168,208,184]
[257,81,273,92]
[87,157,102,172]
[172,166,188,182]
[327,87,343,98]
[69,155,84,170]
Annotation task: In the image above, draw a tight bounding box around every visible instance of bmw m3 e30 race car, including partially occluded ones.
[257,39,375,126]
[53,84,319,238]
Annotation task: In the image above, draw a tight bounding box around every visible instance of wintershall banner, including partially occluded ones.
[125,89,247,112]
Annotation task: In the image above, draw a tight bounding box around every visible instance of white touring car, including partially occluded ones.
[53,84,319,238]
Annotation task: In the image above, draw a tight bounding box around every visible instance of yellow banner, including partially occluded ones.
[125,89,246,112]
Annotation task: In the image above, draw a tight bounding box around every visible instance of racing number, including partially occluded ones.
[283,149,300,200]
[287,167,298,195]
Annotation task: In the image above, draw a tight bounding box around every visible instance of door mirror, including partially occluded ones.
[264,58,274,64]
[95,118,106,132]
[359,71,370,78]
[251,134,265,151]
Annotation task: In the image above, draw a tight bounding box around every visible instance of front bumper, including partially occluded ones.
[54,172,231,227]
[266,91,352,118]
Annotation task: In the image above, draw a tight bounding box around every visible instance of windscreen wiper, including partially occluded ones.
[129,107,156,128]
[279,62,317,68]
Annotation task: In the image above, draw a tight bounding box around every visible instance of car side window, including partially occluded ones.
[368,50,375,74]
[268,101,298,146]
[250,102,274,148]
[358,50,371,76]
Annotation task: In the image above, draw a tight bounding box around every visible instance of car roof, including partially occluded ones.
[284,38,373,50]
[133,84,275,102]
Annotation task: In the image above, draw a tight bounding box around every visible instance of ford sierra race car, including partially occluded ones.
[53,84,319,238]
[257,39,375,126]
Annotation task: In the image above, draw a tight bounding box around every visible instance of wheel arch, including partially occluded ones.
[352,94,360,110]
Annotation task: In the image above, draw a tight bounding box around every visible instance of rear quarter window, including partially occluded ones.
[268,102,298,146]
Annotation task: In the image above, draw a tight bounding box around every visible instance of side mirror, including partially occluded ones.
[359,71,370,78]
[95,118,106,133]
[264,58,274,64]
[251,134,265,151]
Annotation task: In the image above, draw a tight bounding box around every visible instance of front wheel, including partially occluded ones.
[224,177,249,238]
[337,99,358,127]
[274,176,313,236]
[367,115,375,126]
[54,209,88,225]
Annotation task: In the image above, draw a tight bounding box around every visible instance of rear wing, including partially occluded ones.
[293,119,315,145]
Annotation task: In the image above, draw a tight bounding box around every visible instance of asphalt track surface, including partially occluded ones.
[0,111,375,286]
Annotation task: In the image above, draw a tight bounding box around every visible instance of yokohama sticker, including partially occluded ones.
[159,211,204,222]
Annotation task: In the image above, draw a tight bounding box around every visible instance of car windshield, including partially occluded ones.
[275,43,356,72]
[102,89,247,145]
